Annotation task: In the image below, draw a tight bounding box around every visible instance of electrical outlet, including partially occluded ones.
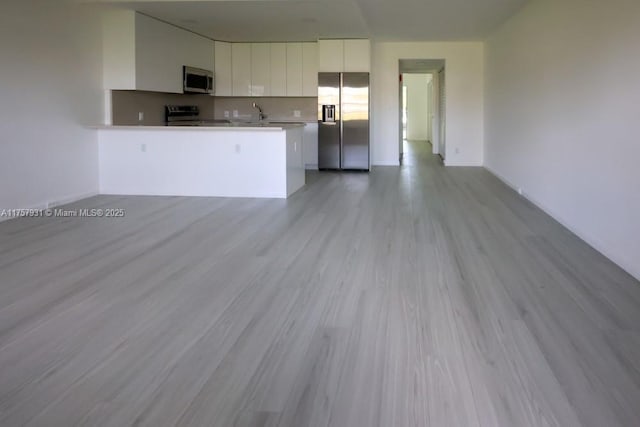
[293,110,301,118]
[235,144,241,153]
[455,147,460,154]
[233,110,239,118]
[141,143,147,153]
[138,112,144,121]
[224,110,230,118]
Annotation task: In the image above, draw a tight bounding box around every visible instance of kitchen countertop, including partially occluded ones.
[94,122,306,131]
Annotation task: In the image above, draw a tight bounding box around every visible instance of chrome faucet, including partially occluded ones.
[252,102,265,121]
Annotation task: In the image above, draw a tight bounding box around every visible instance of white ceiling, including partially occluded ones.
[91,0,529,42]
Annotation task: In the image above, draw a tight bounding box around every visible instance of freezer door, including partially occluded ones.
[341,73,369,170]
[318,73,341,169]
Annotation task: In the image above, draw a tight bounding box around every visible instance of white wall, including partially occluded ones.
[0,1,103,212]
[372,42,484,166]
[485,0,640,280]
[403,74,430,141]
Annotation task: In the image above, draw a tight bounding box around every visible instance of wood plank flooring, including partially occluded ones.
[1,140,639,426]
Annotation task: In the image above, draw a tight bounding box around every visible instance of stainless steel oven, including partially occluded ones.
[183,66,214,94]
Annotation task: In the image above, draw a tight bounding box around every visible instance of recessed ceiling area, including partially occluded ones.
[91,0,529,42]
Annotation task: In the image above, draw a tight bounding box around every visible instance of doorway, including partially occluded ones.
[398,59,445,163]
[403,73,432,144]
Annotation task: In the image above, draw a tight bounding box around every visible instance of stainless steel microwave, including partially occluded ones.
[183,66,214,94]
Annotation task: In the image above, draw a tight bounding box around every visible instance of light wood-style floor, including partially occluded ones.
[1,140,640,427]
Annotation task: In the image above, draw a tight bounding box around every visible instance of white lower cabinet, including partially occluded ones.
[303,122,318,169]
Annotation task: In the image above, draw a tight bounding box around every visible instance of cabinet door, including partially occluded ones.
[251,43,270,96]
[344,39,370,72]
[135,13,181,93]
[270,43,287,96]
[302,42,318,96]
[232,43,251,96]
[303,122,319,169]
[103,10,136,90]
[318,39,344,72]
[214,41,232,96]
[286,43,303,96]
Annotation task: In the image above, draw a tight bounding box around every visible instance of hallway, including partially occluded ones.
[1,140,639,426]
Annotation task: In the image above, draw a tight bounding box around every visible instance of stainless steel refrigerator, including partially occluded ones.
[318,72,370,170]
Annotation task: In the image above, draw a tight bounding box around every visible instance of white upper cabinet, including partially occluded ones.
[102,11,215,93]
[318,39,344,72]
[102,10,136,90]
[286,43,303,96]
[214,41,232,96]
[270,43,287,96]
[250,43,270,96]
[343,39,370,72]
[318,39,370,73]
[232,43,252,96]
[135,14,180,92]
[302,42,318,96]
[286,42,317,96]
[103,14,320,98]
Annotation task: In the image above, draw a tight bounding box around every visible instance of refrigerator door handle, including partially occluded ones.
[340,111,344,162]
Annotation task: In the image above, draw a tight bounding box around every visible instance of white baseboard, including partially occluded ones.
[484,164,640,282]
[0,191,99,223]
[304,164,319,170]
[445,160,483,167]
[48,191,100,209]
[372,160,400,166]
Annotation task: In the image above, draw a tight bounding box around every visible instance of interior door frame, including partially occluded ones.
[398,73,404,163]
[398,59,445,163]
[438,67,446,160]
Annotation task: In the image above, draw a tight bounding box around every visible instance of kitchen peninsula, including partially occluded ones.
[97,123,305,199]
